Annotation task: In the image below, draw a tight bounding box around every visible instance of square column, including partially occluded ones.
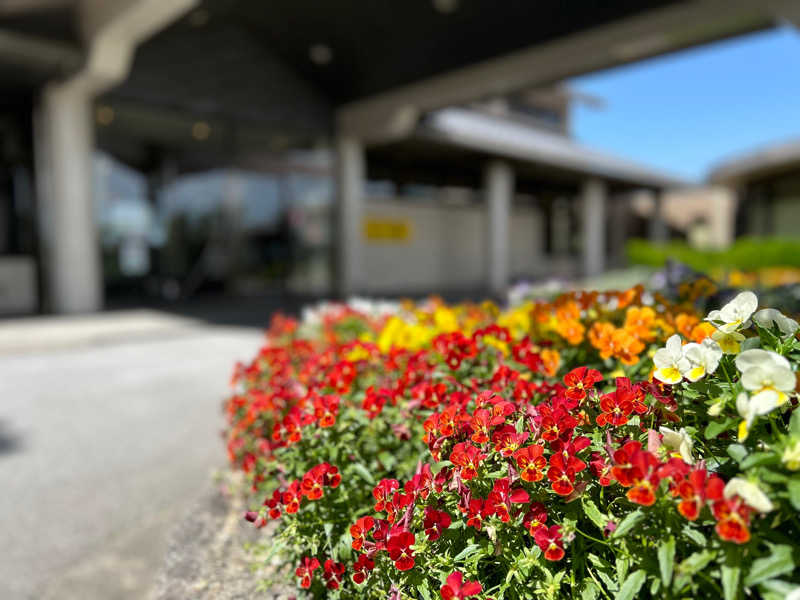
[581,178,607,278]
[648,192,669,243]
[34,80,102,313]
[485,160,514,297]
[335,136,365,298]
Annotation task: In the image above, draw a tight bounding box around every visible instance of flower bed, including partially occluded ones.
[225,289,800,599]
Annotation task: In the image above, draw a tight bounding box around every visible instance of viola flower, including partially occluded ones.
[707,484,753,544]
[373,479,400,512]
[674,469,721,521]
[534,525,565,561]
[547,461,577,496]
[387,528,416,571]
[723,478,774,513]
[465,498,489,530]
[362,386,390,418]
[536,404,577,442]
[625,450,662,506]
[753,307,799,337]
[282,480,302,514]
[523,502,548,535]
[736,349,796,408]
[312,394,340,427]
[487,477,530,522]
[659,426,694,464]
[681,338,722,382]
[352,554,375,584]
[469,408,494,444]
[350,516,375,550]
[295,556,320,589]
[563,366,603,403]
[596,388,633,427]
[706,290,758,334]
[440,572,482,599]
[423,507,452,540]
[513,444,547,482]
[386,491,415,523]
[263,489,283,520]
[323,559,346,590]
[405,464,433,499]
[450,442,487,481]
[610,441,644,487]
[492,425,529,457]
[653,335,690,384]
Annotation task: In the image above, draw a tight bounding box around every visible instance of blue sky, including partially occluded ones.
[569,26,800,182]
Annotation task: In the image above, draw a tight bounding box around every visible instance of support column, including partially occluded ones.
[35,80,101,313]
[485,160,514,297]
[581,178,607,278]
[648,191,669,243]
[335,136,365,298]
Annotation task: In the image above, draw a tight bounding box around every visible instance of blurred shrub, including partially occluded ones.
[627,237,800,271]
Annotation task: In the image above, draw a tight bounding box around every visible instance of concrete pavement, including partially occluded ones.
[0,312,265,599]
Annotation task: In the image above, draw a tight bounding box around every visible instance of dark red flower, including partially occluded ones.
[295,556,320,589]
[352,554,374,584]
[373,479,400,512]
[450,442,487,481]
[423,507,452,540]
[563,367,603,402]
[323,559,346,590]
[513,444,547,482]
[487,477,529,522]
[387,528,416,571]
[350,516,375,550]
[534,525,565,561]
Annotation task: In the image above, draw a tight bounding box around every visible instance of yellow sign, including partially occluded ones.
[363,218,411,242]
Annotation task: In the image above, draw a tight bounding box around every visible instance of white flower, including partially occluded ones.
[710,328,746,354]
[653,334,690,384]
[736,349,795,407]
[736,391,779,441]
[753,308,799,337]
[723,477,774,513]
[682,338,722,382]
[659,426,694,463]
[783,439,800,471]
[707,399,724,417]
[786,588,800,600]
[706,291,758,334]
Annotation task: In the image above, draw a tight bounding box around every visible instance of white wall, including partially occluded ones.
[358,197,543,294]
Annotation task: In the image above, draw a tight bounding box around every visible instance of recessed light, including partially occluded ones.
[432,0,459,14]
[192,121,211,140]
[96,105,114,125]
[309,44,333,66]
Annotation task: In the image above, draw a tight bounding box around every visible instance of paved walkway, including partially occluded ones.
[0,311,265,599]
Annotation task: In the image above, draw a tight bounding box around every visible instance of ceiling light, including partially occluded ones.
[192,121,211,140]
[432,0,459,14]
[309,44,333,66]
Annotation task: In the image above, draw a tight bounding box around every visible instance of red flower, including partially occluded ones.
[589,452,613,486]
[610,441,644,486]
[625,450,662,506]
[487,477,530,522]
[563,367,603,402]
[350,516,375,550]
[674,469,721,521]
[465,498,489,530]
[492,425,529,456]
[322,559,345,590]
[440,571,482,599]
[450,442,487,481]
[536,404,577,442]
[470,408,500,444]
[387,528,416,571]
[424,507,452,540]
[405,464,433,499]
[313,394,340,428]
[523,502,548,535]
[373,479,400,512]
[707,482,752,544]
[295,556,320,589]
[386,491,414,524]
[282,480,302,514]
[513,445,547,482]
[547,461,576,496]
[301,463,340,500]
[352,554,374,584]
[362,386,390,419]
[534,525,565,561]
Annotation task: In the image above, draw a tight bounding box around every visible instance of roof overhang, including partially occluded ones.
[708,138,800,186]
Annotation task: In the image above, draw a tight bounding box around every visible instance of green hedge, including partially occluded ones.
[626,237,800,272]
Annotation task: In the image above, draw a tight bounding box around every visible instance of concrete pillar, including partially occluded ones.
[485,160,514,297]
[335,136,365,298]
[581,178,606,278]
[35,80,102,313]
[648,191,669,243]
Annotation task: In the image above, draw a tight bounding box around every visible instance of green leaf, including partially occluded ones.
[678,550,715,575]
[705,418,735,440]
[722,563,741,600]
[682,525,707,547]
[419,585,431,600]
[581,581,600,600]
[582,498,608,531]
[745,544,795,586]
[615,570,647,600]
[658,536,675,587]
[740,452,778,470]
[611,510,644,539]
[790,410,800,436]
[350,462,375,485]
[727,444,748,464]
[452,544,481,563]
[788,478,800,511]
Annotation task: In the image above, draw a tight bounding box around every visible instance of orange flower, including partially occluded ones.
[555,319,585,345]
[588,322,616,359]
[675,313,700,339]
[611,328,644,366]
[616,285,643,309]
[689,322,716,343]
[623,306,656,343]
[541,349,561,377]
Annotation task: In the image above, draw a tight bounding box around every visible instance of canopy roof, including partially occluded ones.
[708,138,800,186]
